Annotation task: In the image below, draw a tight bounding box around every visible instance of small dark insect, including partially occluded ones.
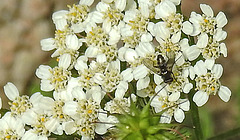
[143,52,176,84]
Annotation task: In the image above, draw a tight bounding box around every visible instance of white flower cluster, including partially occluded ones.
[0,0,231,139]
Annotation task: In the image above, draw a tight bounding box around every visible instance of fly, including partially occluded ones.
[143,52,176,84]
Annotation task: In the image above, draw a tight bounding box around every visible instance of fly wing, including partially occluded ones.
[142,58,160,74]
[166,51,175,71]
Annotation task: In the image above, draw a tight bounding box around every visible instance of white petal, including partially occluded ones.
[193,91,209,107]
[66,34,80,50]
[174,109,184,123]
[184,45,200,61]
[135,42,154,57]
[137,89,148,97]
[109,59,121,71]
[121,25,133,37]
[194,60,207,76]
[160,113,172,123]
[40,38,56,51]
[0,116,8,130]
[38,136,48,140]
[124,48,138,62]
[53,18,67,31]
[200,4,214,17]
[53,125,63,135]
[62,101,78,116]
[204,59,215,70]
[88,86,105,102]
[154,74,163,85]
[179,99,190,111]
[53,90,73,101]
[51,49,60,57]
[197,33,208,48]
[85,46,99,57]
[121,68,133,82]
[92,90,102,104]
[115,87,126,99]
[95,123,108,135]
[139,1,150,18]
[137,76,150,90]
[3,82,19,101]
[169,92,180,102]
[108,28,120,45]
[171,31,181,44]
[63,121,77,135]
[71,23,85,33]
[182,21,193,35]
[40,80,54,92]
[212,64,223,79]
[72,86,86,100]
[220,43,227,57]
[179,38,189,50]
[75,57,88,71]
[214,29,227,42]
[123,10,137,23]
[92,73,104,85]
[30,92,43,105]
[52,10,68,30]
[91,11,104,23]
[182,68,189,78]
[141,33,153,42]
[170,0,181,5]
[58,53,71,69]
[154,22,170,41]
[45,118,59,132]
[13,119,25,136]
[189,66,196,80]
[183,83,193,94]
[21,110,38,125]
[22,130,38,140]
[96,2,109,12]
[155,84,168,96]
[155,1,176,18]
[39,97,54,111]
[103,19,111,33]
[96,54,107,63]
[147,22,156,36]
[218,86,231,102]
[35,65,52,79]
[216,12,228,28]
[133,65,148,80]
[115,0,126,11]
[79,0,94,6]
[118,47,128,61]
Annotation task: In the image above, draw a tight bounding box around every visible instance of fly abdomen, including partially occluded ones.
[162,72,173,83]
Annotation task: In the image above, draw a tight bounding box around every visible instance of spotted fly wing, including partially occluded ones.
[142,58,160,74]
[166,51,176,71]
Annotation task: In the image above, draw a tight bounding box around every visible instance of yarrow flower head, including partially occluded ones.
[0,0,232,139]
[0,112,25,139]
[192,60,231,106]
[3,83,42,119]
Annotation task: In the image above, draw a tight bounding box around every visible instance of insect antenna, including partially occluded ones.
[150,83,167,103]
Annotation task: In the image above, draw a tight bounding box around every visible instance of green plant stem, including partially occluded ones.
[188,89,204,140]
[187,34,204,140]
[207,127,240,140]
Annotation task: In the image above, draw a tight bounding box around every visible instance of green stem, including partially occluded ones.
[207,127,240,140]
[188,89,204,140]
[187,34,204,140]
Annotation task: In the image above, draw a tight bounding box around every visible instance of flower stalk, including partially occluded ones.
[188,88,204,140]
